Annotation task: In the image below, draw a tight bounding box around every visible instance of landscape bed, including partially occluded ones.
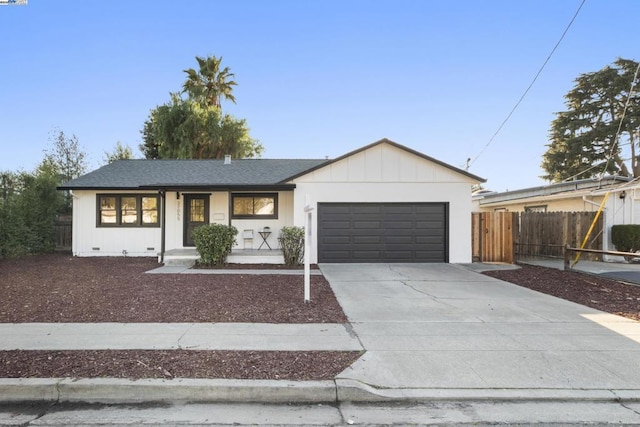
[483,263,640,321]
[0,254,346,323]
[0,350,362,380]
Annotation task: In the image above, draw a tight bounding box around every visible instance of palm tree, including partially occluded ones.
[182,55,237,109]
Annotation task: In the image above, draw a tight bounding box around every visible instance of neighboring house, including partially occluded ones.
[472,175,640,259]
[59,139,484,264]
[473,176,630,213]
[590,180,640,258]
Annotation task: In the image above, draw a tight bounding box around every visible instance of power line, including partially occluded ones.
[468,0,587,168]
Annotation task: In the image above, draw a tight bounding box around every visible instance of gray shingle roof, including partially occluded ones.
[58,158,329,190]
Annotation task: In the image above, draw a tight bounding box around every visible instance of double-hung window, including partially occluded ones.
[231,193,278,219]
[97,194,159,227]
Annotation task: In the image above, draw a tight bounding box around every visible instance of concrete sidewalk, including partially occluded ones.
[147,266,323,275]
[0,323,362,351]
[519,258,640,285]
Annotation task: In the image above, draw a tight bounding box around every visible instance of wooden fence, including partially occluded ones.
[472,211,603,263]
[517,211,603,260]
[472,212,519,263]
[55,215,72,252]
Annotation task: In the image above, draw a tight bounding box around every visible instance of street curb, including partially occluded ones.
[334,379,640,402]
[2,378,640,404]
[0,378,337,404]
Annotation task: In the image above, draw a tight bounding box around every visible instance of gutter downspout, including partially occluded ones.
[160,191,166,264]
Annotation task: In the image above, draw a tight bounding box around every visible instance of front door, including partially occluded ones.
[184,194,209,247]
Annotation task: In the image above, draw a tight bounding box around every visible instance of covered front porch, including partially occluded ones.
[161,248,285,267]
[158,189,294,264]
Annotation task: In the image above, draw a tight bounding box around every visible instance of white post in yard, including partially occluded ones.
[304,195,314,303]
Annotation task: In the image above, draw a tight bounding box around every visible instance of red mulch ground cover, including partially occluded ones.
[0,254,346,323]
[0,350,361,380]
[484,263,640,321]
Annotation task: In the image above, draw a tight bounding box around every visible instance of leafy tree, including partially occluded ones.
[139,115,159,159]
[148,94,262,159]
[38,129,88,214]
[104,141,134,164]
[541,58,640,182]
[42,128,88,183]
[182,55,237,109]
[0,170,65,258]
[0,171,25,258]
[0,128,82,258]
[140,55,263,160]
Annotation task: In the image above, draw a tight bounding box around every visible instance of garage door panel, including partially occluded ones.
[416,222,444,229]
[415,236,445,244]
[383,205,415,213]
[384,236,414,244]
[322,236,351,244]
[351,205,382,214]
[353,250,383,259]
[353,221,382,229]
[353,236,381,244]
[383,221,415,230]
[383,251,415,260]
[416,252,445,262]
[318,202,448,263]
[322,221,351,229]
[324,206,352,214]
[322,250,352,259]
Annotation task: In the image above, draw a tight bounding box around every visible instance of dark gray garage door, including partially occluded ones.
[317,203,448,263]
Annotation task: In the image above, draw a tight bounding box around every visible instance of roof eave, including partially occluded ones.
[280,138,486,183]
[141,184,297,191]
[59,184,297,191]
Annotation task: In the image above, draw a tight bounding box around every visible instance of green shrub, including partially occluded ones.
[192,224,238,267]
[0,171,65,259]
[611,224,640,261]
[280,226,305,266]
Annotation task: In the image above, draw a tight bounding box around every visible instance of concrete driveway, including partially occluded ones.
[320,263,640,397]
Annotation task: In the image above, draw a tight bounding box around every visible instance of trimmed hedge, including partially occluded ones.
[611,224,640,261]
[280,226,305,266]
[192,224,238,267]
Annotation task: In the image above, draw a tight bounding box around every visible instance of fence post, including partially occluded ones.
[563,244,571,271]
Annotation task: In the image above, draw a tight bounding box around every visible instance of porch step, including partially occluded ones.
[161,249,284,266]
[227,250,284,265]
[163,256,196,267]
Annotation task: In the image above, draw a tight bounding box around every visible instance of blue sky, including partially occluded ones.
[1,0,637,191]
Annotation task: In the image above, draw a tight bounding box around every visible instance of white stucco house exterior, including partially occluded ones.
[59,139,485,264]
